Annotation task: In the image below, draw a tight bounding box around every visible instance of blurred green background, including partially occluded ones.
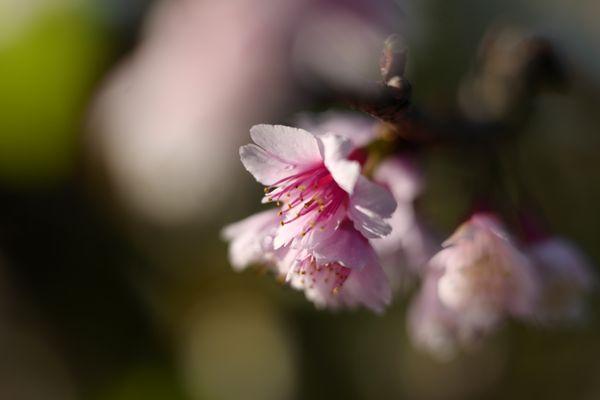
[0,0,599,399]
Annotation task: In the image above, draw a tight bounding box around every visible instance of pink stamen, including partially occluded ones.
[264,164,349,241]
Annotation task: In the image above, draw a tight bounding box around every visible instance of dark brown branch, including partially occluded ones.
[346,27,568,146]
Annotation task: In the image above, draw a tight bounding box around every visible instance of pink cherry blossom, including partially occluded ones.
[224,123,396,312]
[223,214,392,313]
[240,124,396,247]
[527,237,595,324]
[431,214,539,334]
[371,157,437,290]
[408,214,541,358]
[89,0,301,224]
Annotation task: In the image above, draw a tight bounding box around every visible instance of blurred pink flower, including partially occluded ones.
[371,157,438,290]
[528,237,595,324]
[408,268,460,360]
[88,0,301,224]
[432,214,539,334]
[88,0,400,224]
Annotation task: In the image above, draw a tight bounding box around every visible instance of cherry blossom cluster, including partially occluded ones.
[222,113,594,358]
[223,116,395,312]
[409,213,594,359]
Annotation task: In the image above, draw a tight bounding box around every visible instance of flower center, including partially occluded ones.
[264,165,347,238]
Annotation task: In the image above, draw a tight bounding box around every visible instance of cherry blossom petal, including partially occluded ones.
[348,176,396,238]
[297,111,378,148]
[287,258,391,314]
[318,133,360,193]
[341,261,392,314]
[408,270,459,360]
[373,157,423,202]
[528,237,595,323]
[239,144,297,185]
[312,221,379,270]
[221,209,279,270]
[250,124,322,166]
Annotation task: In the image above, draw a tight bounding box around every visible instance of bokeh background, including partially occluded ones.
[1,0,600,399]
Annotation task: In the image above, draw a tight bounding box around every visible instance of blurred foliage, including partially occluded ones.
[0,3,110,184]
[96,365,186,400]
